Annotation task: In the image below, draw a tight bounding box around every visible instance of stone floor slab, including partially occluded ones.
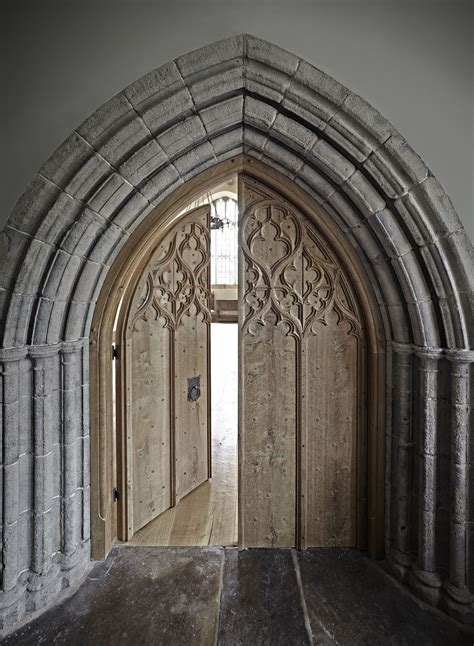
[297,548,472,645]
[217,548,310,645]
[2,546,224,646]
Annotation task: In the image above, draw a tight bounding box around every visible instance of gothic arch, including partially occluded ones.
[0,35,472,628]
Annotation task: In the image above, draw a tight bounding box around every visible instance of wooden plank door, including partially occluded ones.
[238,176,365,548]
[122,205,211,538]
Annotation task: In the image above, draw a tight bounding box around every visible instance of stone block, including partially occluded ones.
[325,190,363,229]
[111,191,154,230]
[387,303,411,343]
[3,462,19,524]
[71,261,105,304]
[3,293,35,348]
[419,454,437,512]
[77,92,138,147]
[87,173,135,219]
[323,114,381,164]
[283,59,346,131]
[0,227,32,291]
[364,132,429,199]
[119,139,168,187]
[342,170,386,216]
[59,209,106,258]
[269,113,318,154]
[46,300,68,345]
[407,300,440,347]
[343,93,394,144]
[125,62,194,135]
[177,35,244,78]
[173,141,216,182]
[31,297,54,346]
[199,95,243,137]
[246,34,298,101]
[243,96,277,131]
[308,139,356,185]
[394,251,433,304]
[243,127,268,155]
[395,177,463,245]
[14,239,55,298]
[210,126,244,157]
[7,175,60,237]
[435,229,474,295]
[89,265,108,304]
[291,59,348,105]
[245,59,293,103]
[176,36,244,108]
[213,146,244,165]
[65,155,114,203]
[41,251,82,301]
[3,401,19,462]
[439,292,474,350]
[40,132,92,188]
[140,165,183,205]
[33,454,54,514]
[17,510,32,573]
[246,34,299,77]
[34,192,85,246]
[88,223,127,266]
[370,209,412,258]
[348,221,386,264]
[156,115,207,161]
[295,164,337,205]
[419,244,451,300]
[63,440,80,498]
[64,301,91,341]
[259,139,303,176]
[77,92,151,167]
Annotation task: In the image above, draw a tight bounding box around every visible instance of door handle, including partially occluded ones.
[187,375,201,401]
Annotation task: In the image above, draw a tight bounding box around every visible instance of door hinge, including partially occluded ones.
[113,487,120,502]
[112,345,119,360]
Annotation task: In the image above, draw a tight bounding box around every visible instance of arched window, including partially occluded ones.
[210,196,238,286]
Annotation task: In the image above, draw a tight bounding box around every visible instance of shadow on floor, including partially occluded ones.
[2,547,472,645]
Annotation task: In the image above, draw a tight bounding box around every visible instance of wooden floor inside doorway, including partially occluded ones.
[125,323,238,547]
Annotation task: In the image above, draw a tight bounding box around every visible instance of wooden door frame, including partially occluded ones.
[90,154,386,560]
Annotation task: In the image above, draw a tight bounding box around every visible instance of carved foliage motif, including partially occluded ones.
[241,198,361,338]
[131,219,210,330]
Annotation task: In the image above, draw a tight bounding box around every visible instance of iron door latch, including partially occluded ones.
[187,375,201,401]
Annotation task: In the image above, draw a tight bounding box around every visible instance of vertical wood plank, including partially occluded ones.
[127,318,172,534]
[241,320,297,547]
[175,305,209,500]
[303,315,358,546]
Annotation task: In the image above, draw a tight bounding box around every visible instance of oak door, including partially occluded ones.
[123,205,211,538]
[238,176,365,549]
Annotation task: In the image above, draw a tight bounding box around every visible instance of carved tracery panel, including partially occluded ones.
[239,177,365,549]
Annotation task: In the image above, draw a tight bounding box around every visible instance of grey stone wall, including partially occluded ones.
[0,341,90,627]
[0,35,473,629]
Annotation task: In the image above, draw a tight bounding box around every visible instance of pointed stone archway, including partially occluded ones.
[0,35,472,629]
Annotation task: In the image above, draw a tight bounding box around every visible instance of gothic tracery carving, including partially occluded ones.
[131,220,211,330]
[241,198,362,338]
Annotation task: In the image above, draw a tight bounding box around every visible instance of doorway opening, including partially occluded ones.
[94,160,384,561]
[117,176,239,547]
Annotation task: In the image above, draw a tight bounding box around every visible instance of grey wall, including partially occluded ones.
[2,0,473,240]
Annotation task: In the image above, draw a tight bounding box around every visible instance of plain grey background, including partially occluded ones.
[2,0,473,240]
